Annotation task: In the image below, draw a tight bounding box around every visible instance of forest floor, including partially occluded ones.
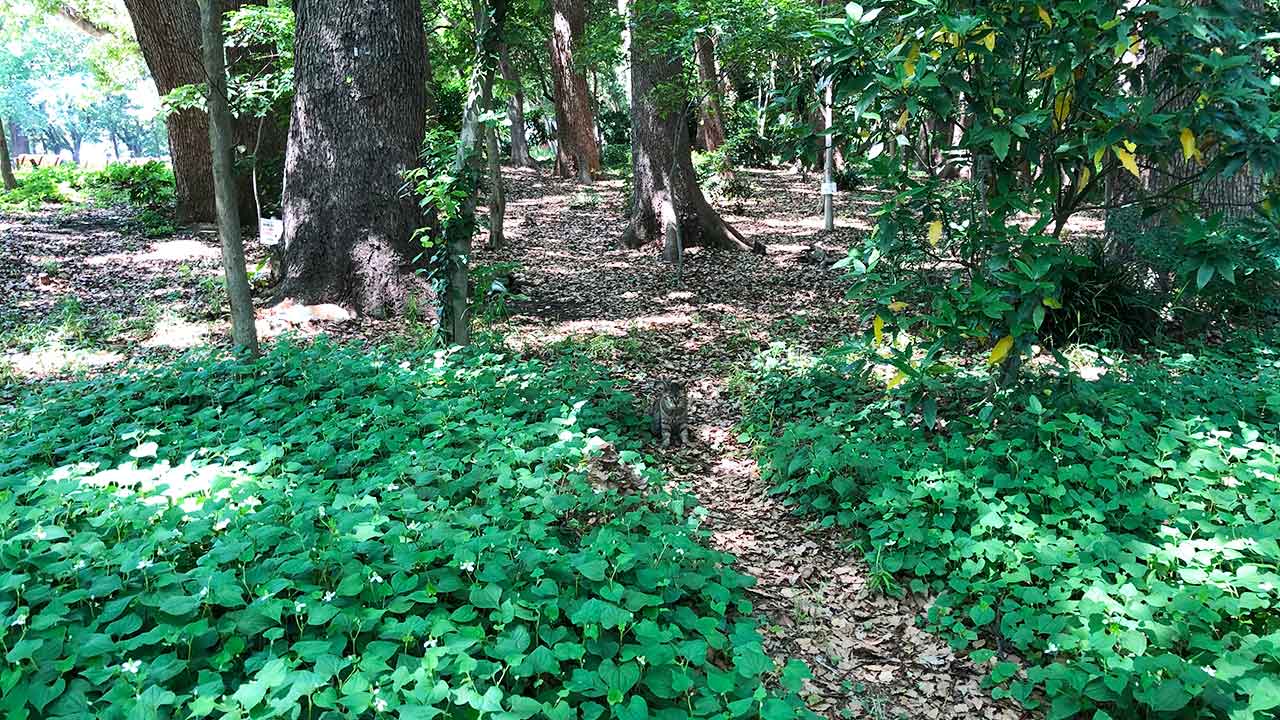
[0,168,1036,719]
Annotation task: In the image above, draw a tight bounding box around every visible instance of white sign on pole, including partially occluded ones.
[259,217,284,246]
[820,182,838,196]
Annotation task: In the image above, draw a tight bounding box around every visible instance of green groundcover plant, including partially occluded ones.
[0,341,812,720]
[741,338,1280,719]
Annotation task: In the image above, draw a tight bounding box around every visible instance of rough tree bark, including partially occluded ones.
[693,34,727,154]
[498,43,537,168]
[122,0,216,223]
[279,0,430,317]
[199,0,258,354]
[548,0,600,182]
[0,118,16,190]
[621,6,763,260]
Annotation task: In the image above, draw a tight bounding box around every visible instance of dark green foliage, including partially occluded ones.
[82,162,177,237]
[0,341,813,719]
[741,339,1280,718]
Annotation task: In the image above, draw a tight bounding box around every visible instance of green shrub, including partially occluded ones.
[0,341,812,719]
[601,143,631,172]
[82,162,177,236]
[0,165,83,210]
[741,339,1280,719]
[83,161,176,209]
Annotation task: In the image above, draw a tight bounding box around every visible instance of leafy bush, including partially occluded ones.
[1,341,813,719]
[741,339,1280,719]
[82,162,176,210]
[0,165,83,210]
[601,143,631,172]
[81,162,177,236]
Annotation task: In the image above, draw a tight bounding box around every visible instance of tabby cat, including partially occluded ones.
[649,380,690,448]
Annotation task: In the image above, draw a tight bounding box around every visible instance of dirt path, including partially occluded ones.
[485,167,1035,720]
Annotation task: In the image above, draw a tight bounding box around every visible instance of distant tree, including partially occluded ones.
[278,0,429,316]
[548,0,600,181]
[621,0,763,260]
[498,42,538,168]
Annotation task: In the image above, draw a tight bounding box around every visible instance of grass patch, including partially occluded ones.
[0,340,812,719]
[740,338,1280,719]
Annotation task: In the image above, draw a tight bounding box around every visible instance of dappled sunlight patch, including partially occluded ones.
[142,313,212,349]
[2,340,123,378]
[83,238,220,267]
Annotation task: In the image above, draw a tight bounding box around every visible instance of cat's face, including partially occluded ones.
[659,380,688,408]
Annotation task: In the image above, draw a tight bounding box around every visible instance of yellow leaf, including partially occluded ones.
[1035,66,1056,80]
[948,31,962,48]
[888,301,909,312]
[1180,128,1198,162]
[1123,140,1137,153]
[873,315,885,345]
[886,370,908,389]
[1077,164,1091,192]
[1037,5,1052,28]
[928,219,943,246]
[1042,297,1063,309]
[987,335,1014,365]
[981,32,996,51]
[903,59,916,83]
[1093,146,1107,171]
[896,109,909,131]
[1114,145,1141,178]
[1053,91,1072,128]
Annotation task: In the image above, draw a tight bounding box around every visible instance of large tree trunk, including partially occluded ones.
[693,34,727,154]
[123,0,217,223]
[498,44,537,169]
[621,7,762,259]
[279,0,430,318]
[547,0,599,182]
[0,118,16,190]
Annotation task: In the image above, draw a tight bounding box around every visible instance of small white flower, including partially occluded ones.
[318,506,326,517]
[73,560,86,571]
[636,655,647,665]
[398,361,411,371]
[295,601,307,613]
[423,637,438,649]
[241,496,262,508]
[323,591,336,602]
[372,686,380,695]
[369,572,384,584]
[1223,477,1240,488]
[406,521,420,531]
[1047,642,1059,654]
[1260,582,1274,593]
[121,659,142,674]
[460,561,476,573]
[198,587,209,599]
[34,526,47,540]
[1203,665,1217,677]
[213,518,230,531]
[11,613,27,627]
[675,548,685,556]
[136,559,154,571]
[373,697,388,712]
[546,547,559,555]
[388,484,400,492]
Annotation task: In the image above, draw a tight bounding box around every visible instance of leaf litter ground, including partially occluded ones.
[0,170,1037,719]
